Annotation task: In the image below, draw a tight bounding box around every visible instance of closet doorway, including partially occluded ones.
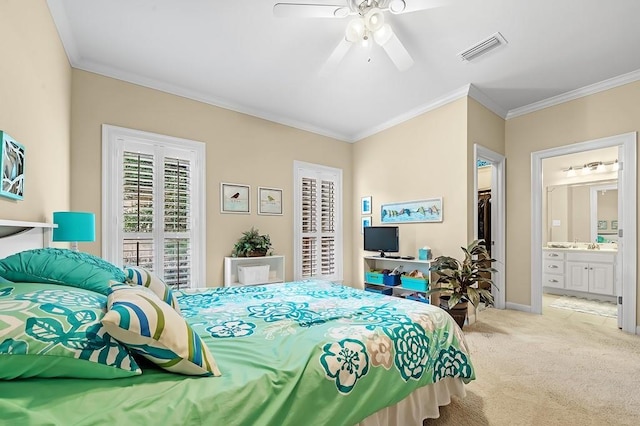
[474,144,506,310]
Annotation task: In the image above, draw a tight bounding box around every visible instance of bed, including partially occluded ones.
[0,221,474,425]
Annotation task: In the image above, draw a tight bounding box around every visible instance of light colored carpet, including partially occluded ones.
[549,296,617,318]
[424,307,640,426]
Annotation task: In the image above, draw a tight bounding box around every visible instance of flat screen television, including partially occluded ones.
[364,226,399,257]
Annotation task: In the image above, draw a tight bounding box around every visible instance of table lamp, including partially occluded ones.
[52,211,96,251]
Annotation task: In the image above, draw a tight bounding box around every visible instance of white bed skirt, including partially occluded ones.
[357,377,467,426]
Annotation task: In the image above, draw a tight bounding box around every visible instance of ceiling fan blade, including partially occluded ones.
[320,38,353,76]
[388,0,446,15]
[273,3,351,18]
[381,32,414,71]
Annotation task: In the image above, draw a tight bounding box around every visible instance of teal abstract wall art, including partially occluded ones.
[0,131,25,200]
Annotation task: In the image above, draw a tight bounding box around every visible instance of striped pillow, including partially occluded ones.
[122,266,181,314]
[102,285,220,377]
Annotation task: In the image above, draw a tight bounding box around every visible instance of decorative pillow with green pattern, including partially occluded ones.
[102,284,220,376]
[122,266,181,314]
[0,248,126,295]
[0,282,141,380]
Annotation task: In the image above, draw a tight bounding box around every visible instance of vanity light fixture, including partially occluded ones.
[563,160,618,177]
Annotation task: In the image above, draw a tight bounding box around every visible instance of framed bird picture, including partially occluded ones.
[258,187,283,215]
[0,131,25,201]
[221,182,250,214]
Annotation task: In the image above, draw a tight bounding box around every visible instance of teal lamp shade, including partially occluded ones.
[53,212,96,251]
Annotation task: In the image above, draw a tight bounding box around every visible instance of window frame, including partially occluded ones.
[293,160,343,282]
[102,124,206,288]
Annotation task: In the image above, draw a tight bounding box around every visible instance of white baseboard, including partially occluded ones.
[506,302,532,312]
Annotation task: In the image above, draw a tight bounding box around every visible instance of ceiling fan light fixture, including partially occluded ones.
[373,23,393,45]
[346,18,365,42]
[388,0,406,14]
[364,8,385,32]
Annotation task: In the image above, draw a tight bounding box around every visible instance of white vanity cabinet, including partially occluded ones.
[565,252,615,296]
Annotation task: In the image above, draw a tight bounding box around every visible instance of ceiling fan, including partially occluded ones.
[273,0,444,73]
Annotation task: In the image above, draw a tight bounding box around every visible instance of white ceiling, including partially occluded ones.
[47,0,640,142]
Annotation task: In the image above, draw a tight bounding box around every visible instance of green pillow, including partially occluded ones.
[102,285,220,376]
[0,248,126,295]
[0,282,141,380]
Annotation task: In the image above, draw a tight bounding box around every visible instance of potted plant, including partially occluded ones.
[232,227,272,257]
[425,239,497,328]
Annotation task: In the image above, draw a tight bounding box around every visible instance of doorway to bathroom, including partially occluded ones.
[531,132,636,334]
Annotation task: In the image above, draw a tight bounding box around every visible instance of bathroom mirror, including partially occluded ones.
[546,181,618,243]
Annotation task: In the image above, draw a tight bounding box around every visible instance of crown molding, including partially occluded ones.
[46,0,80,66]
[75,59,352,142]
[467,84,507,119]
[350,85,471,142]
[506,68,640,120]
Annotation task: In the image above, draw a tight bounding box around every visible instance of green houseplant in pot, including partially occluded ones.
[232,227,272,257]
[426,239,497,328]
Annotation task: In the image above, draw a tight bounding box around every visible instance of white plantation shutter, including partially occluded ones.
[294,162,342,281]
[163,157,192,287]
[122,152,155,269]
[103,125,205,289]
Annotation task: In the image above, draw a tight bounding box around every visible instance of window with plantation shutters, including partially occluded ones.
[294,161,342,282]
[103,125,205,289]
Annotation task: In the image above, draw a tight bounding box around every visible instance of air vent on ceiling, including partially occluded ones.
[458,32,508,61]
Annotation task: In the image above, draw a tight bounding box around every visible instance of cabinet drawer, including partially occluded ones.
[543,273,564,288]
[543,259,564,274]
[566,251,615,263]
[543,251,565,260]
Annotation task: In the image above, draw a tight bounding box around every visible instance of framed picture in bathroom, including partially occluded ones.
[611,220,618,230]
[597,220,607,230]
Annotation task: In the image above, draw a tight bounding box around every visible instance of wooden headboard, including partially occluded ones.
[0,220,56,259]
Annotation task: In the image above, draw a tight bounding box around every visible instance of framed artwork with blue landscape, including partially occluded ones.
[381,198,443,223]
[0,131,25,200]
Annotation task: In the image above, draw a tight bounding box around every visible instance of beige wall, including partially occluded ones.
[70,70,353,286]
[506,80,640,325]
[352,98,469,286]
[467,97,506,240]
[0,0,71,222]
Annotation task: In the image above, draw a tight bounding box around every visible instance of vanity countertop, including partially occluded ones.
[543,244,617,253]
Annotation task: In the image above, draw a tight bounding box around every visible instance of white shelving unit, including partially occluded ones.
[363,256,431,301]
[224,255,285,287]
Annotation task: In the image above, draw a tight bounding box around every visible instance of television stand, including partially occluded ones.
[363,256,432,302]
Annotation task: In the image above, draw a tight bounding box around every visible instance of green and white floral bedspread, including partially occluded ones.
[175,280,475,425]
[0,280,474,426]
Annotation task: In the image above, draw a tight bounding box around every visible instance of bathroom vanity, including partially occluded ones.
[542,244,617,301]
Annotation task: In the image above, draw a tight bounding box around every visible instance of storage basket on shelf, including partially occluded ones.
[365,271,384,284]
[237,264,270,285]
[365,286,393,296]
[400,275,428,292]
[405,293,430,304]
[382,273,401,286]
